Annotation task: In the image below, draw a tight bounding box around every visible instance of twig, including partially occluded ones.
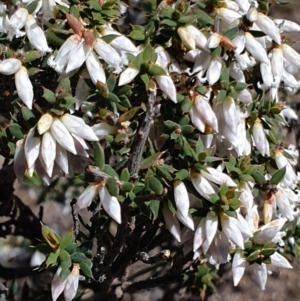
[70,198,80,238]
[128,90,156,179]
[139,249,171,264]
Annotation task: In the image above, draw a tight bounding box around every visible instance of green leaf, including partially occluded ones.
[220,66,229,90]
[60,231,74,250]
[46,251,59,267]
[56,78,71,95]
[64,243,77,254]
[129,30,145,41]
[119,107,140,123]
[60,96,76,110]
[175,169,189,181]
[27,0,40,14]
[140,152,162,170]
[235,82,247,91]
[149,200,160,219]
[246,250,260,262]
[105,177,119,197]
[217,89,227,103]
[80,258,93,278]
[161,19,177,27]
[148,64,166,76]
[106,74,117,92]
[143,44,156,62]
[269,166,286,185]
[43,88,56,103]
[120,182,134,193]
[21,107,36,126]
[223,27,239,40]
[8,124,23,139]
[59,250,71,265]
[147,176,164,195]
[23,50,40,63]
[93,143,105,170]
[120,168,130,182]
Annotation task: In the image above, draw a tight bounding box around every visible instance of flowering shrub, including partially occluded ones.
[1,0,300,299]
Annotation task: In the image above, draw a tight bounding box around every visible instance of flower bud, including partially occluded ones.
[0,58,21,75]
[162,206,181,243]
[245,32,269,64]
[155,75,177,103]
[173,180,189,217]
[256,13,281,45]
[76,183,100,212]
[252,118,270,156]
[118,66,139,86]
[37,113,53,135]
[178,26,196,50]
[15,66,34,109]
[281,43,300,68]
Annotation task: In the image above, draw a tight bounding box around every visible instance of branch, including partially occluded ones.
[128,90,156,179]
[70,198,80,239]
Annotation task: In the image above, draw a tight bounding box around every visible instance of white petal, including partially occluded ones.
[221,213,244,249]
[193,218,206,251]
[99,187,121,224]
[24,127,40,169]
[0,58,21,75]
[205,213,218,250]
[232,250,246,286]
[245,32,269,64]
[155,75,177,103]
[41,131,56,176]
[76,184,99,212]
[176,211,194,230]
[270,252,292,269]
[162,206,181,243]
[86,51,106,85]
[252,263,267,290]
[118,66,139,86]
[55,142,69,174]
[15,66,34,109]
[91,122,117,139]
[174,180,189,217]
[50,118,77,155]
[61,114,98,141]
[51,267,67,301]
[14,139,26,183]
[201,167,236,187]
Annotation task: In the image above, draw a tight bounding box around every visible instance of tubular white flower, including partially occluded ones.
[193,218,206,252]
[25,15,52,53]
[99,186,121,224]
[275,188,294,221]
[6,7,28,41]
[232,31,245,55]
[270,252,292,269]
[281,43,300,68]
[232,250,247,286]
[252,118,270,156]
[176,211,194,230]
[201,167,237,187]
[118,66,139,86]
[91,122,117,139]
[37,113,53,135]
[55,142,69,174]
[220,213,244,249]
[258,62,273,90]
[177,26,195,50]
[41,131,56,177]
[50,118,77,155]
[205,213,218,251]
[51,267,67,301]
[217,7,241,25]
[162,206,181,243]
[0,58,21,75]
[155,75,177,103]
[173,180,189,217]
[239,181,254,213]
[191,172,217,200]
[65,40,91,74]
[24,127,41,169]
[271,47,284,85]
[184,25,209,51]
[193,50,211,74]
[235,0,250,13]
[206,33,221,49]
[93,38,122,73]
[274,19,300,32]
[15,66,34,109]
[251,263,267,290]
[64,264,80,301]
[14,139,26,183]
[255,13,281,45]
[206,57,222,85]
[76,184,99,212]
[244,32,269,64]
[48,34,82,73]
[229,62,245,82]
[190,106,205,132]
[61,114,99,142]
[194,94,218,132]
[85,51,106,85]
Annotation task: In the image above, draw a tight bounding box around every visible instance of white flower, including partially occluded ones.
[274,19,300,32]
[177,26,196,50]
[201,167,237,187]
[206,57,222,85]
[91,122,117,139]
[48,34,82,73]
[61,114,99,142]
[270,47,284,85]
[155,75,177,103]
[191,172,217,200]
[24,127,41,169]
[118,66,139,86]
[0,58,22,75]
[244,32,269,64]
[162,206,181,243]
[15,66,34,109]
[5,7,28,41]
[99,186,121,224]
[41,131,56,177]
[281,43,300,68]
[232,250,247,286]
[173,180,189,217]
[255,13,281,45]
[37,113,53,135]
[252,118,270,156]
[76,183,100,212]
[51,264,80,301]
[85,51,106,85]
[25,15,52,53]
